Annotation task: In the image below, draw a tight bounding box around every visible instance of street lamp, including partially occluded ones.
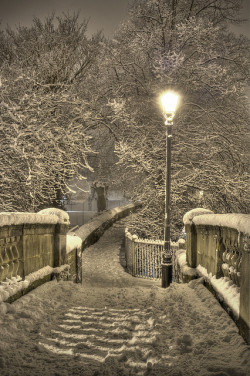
[199,190,204,207]
[160,91,179,288]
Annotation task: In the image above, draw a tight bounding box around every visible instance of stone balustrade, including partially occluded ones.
[0,209,69,283]
[0,209,75,302]
[183,208,250,344]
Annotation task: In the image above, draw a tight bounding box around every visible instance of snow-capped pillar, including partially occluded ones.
[178,239,186,250]
[38,208,70,268]
[183,208,214,269]
[124,228,138,277]
[185,223,197,268]
[239,235,250,344]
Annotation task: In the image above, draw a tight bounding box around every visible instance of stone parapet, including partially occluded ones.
[0,209,69,303]
[0,203,141,303]
[183,209,250,344]
[74,202,142,251]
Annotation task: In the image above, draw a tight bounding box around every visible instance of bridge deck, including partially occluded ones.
[0,221,249,376]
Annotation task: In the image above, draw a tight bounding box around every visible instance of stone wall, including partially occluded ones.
[74,202,142,251]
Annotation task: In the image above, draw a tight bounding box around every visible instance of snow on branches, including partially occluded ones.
[98,0,249,238]
[0,14,103,212]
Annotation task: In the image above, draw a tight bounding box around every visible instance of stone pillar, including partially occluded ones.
[239,235,250,344]
[38,208,70,268]
[124,230,138,277]
[54,223,68,267]
[185,223,197,268]
[178,238,186,249]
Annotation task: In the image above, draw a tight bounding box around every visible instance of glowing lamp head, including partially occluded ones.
[160,92,179,117]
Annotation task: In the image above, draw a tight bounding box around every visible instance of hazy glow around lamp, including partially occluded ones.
[160,92,179,117]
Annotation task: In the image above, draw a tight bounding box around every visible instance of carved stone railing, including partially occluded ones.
[0,208,71,302]
[0,210,69,281]
[184,208,250,344]
[0,203,142,303]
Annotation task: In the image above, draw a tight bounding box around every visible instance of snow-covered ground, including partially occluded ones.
[0,224,249,376]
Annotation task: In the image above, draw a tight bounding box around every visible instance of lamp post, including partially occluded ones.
[160,91,179,288]
[199,190,204,207]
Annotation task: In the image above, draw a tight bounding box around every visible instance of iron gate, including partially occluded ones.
[125,228,164,279]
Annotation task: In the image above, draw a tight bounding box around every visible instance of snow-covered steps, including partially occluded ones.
[38,306,173,374]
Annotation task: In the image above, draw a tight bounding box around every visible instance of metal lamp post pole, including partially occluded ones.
[160,91,179,288]
[162,115,173,288]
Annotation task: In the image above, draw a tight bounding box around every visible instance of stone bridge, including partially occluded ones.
[0,204,249,375]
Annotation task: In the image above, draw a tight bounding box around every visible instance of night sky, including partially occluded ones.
[0,0,130,37]
[0,0,249,37]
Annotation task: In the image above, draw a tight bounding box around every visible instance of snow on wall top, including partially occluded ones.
[38,208,70,224]
[193,214,250,235]
[0,208,69,227]
[183,208,214,225]
[197,265,240,318]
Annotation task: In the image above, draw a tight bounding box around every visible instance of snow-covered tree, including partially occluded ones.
[97,0,249,238]
[0,14,102,211]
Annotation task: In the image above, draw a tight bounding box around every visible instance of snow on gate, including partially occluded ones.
[124,228,181,280]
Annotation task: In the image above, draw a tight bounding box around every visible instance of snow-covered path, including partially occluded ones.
[0,222,249,376]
